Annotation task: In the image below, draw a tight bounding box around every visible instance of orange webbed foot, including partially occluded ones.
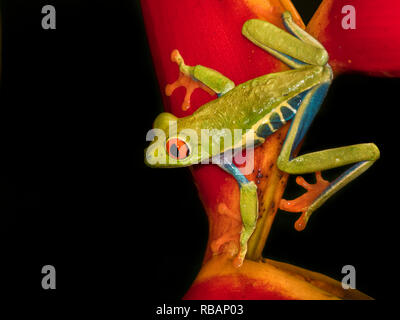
[279,172,330,231]
[165,49,215,111]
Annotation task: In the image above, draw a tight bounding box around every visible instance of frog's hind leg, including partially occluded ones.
[242,12,328,69]
[218,161,258,268]
[281,11,325,50]
[277,83,380,231]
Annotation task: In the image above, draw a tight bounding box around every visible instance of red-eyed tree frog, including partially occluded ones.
[145,12,380,267]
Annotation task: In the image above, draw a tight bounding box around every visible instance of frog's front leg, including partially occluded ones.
[166,50,235,110]
[277,83,380,230]
[219,161,258,268]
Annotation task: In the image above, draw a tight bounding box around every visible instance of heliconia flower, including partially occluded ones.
[307,0,400,77]
[140,0,393,299]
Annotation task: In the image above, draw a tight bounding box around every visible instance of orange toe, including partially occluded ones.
[279,172,330,231]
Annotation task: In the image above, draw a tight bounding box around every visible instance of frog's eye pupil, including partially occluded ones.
[170,144,179,158]
[166,138,190,160]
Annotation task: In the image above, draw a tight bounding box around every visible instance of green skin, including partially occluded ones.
[145,12,380,267]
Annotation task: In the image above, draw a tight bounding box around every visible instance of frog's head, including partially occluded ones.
[145,112,204,168]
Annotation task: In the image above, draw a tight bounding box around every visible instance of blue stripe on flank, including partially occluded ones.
[270,112,284,130]
[280,106,296,121]
[256,123,274,139]
[290,83,330,159]
[287,89,310,110]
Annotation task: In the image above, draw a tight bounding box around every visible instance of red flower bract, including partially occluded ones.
[307,0,400,76]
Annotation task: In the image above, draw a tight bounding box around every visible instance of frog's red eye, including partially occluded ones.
[166,138,190,160]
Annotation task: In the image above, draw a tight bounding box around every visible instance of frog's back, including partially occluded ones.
[180,66,324,133]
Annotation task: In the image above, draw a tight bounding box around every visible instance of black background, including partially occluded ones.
[1,0,399,310]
